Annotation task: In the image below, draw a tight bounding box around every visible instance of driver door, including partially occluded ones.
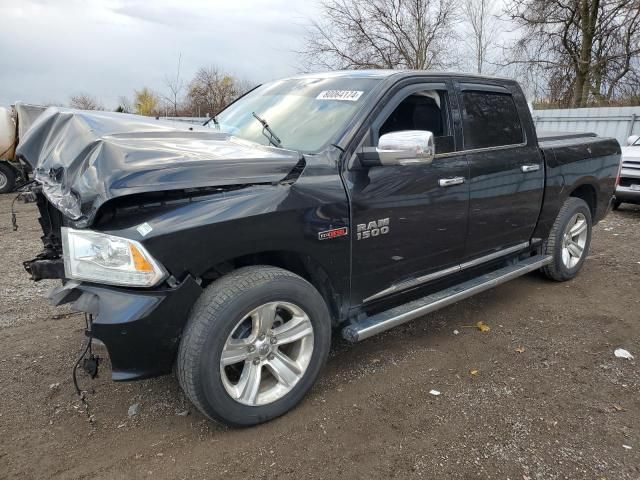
[345,82,470,305]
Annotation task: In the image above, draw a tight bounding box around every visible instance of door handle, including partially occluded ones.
[521,164,540,173]
[438,177,465,187]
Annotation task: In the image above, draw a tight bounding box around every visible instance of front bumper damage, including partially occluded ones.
[19,185,203,381]
[24,256,64,281]
[49,276,202,380]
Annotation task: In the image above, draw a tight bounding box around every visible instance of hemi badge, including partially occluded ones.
[318,227,348,240]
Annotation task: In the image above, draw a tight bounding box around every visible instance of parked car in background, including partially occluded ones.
[16,70,620,427]
[614,135,640,209]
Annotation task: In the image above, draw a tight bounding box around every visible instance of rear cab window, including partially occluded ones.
[460,89,524,150]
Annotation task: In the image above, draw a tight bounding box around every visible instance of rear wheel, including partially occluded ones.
[0,163,16,194]
[541,197,592,281]
[177,266,331,427]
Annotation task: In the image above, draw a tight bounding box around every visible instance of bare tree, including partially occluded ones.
[301,0,459,70]
[505,0,640,107]
[589,3,640,103]
[115,96,132,113]
[235,78,258,97]
[162,54,184,117]
[186,66,242,117]
[462,0,499,74]
[69,93,103,111]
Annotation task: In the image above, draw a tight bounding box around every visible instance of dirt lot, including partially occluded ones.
[0,193,638,480]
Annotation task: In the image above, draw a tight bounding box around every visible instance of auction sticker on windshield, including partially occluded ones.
[316,90,364,101]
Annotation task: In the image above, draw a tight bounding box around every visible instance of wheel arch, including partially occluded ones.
[200,250,345,325]
[568,182,597,219]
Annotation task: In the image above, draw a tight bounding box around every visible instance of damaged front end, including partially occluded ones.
[14,106,307,381]
[22,184,66,281]
[48,276,202,380]
[16,107,304,279]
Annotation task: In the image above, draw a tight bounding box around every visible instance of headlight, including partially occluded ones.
[61,227,167,287]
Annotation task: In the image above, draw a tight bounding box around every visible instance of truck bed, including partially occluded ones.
[536,130,597,143]
[536,131,619,174]
[534,129,620,233]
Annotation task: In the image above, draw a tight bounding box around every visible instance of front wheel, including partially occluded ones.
[541,197,592,281]
[177,266,331,427]
[0,162,17,194]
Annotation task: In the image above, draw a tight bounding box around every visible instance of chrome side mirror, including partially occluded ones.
[360,130,435,167]
[627,135,639,146]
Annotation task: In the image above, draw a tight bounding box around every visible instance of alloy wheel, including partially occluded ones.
[561,212,588,268]
[219,301,314,406]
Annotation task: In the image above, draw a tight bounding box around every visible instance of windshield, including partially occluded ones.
[213,77,381,153]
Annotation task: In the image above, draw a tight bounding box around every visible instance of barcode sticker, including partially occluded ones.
[316,90,364,101]
[136,222,153,237]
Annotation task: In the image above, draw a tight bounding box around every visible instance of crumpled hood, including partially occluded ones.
[16,107,302,226]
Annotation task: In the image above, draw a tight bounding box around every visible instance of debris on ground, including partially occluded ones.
[453,329,460,335]
[515,346,526,353]
[614,348,634,360]
[469,369,479,376]
[429,390,441,396]
[128,403,141,417]
[475,321,490,333]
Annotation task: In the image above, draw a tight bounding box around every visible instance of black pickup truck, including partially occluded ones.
[16,70,620,427]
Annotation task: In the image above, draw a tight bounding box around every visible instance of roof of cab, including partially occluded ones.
[289,70,399,79]
[286,69,513,83]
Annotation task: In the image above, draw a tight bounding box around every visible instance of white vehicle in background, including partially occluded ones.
[0,106,21,193]
[0,103,47,193]
[615,135,640,209]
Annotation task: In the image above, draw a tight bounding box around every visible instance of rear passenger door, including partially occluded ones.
[456,83,544,258]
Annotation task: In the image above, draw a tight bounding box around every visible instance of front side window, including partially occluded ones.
[378,90,454,154]
[214,77,381,153]
[461,90,524,150]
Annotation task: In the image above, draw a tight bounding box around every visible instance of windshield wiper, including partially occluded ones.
[202,115,218,127]
[252,112,282,148]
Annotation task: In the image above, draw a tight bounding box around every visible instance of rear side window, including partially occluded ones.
[460,91,524,149]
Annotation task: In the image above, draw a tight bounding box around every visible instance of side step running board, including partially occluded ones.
[342,254,552,343]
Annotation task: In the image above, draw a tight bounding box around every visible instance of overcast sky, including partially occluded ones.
[0,0,318,108]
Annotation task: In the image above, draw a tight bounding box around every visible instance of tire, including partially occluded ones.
[177,266,331,427]
[0,162,17,194]
[612,199,622,210]
[541,197,592,282]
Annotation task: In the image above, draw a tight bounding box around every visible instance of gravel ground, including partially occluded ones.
[0,193,638,480]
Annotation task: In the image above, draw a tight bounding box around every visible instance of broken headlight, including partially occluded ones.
[61,227,167,287]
